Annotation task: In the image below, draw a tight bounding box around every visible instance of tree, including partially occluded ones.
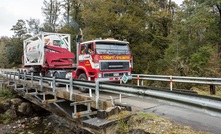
[5,38,23,67]
[42,0,61,32]
[194,0,221,58]
[79,0,173,74]
[26,18,41,35]
[61,0,72,25]
[165,0,218,76]
[190,46,212,74]
[0,37,9,68]
[11,19,28,38]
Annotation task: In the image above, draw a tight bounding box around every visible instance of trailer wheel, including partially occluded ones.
[78,73,88,93]
[48,72,60,87]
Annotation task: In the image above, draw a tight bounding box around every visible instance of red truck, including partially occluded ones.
[19,31,133,92]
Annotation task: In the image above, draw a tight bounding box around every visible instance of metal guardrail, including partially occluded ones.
[0,70,126,110]
[132,74,220,92]
[1,70,221,117]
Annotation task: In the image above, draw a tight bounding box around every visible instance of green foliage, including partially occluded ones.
[165,0,221,77]
[117,119,129,133]
[0,89,14,99]
[80,0,173,74]
[0,37,22,68]
[10,19,28,38]
[0,113,13,124]
[0,38,9,68]
[6,38,23,67]
[137,112,164,120]
[190,46,212,74]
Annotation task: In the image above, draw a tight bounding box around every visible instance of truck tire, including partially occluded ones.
[78,73,89,93]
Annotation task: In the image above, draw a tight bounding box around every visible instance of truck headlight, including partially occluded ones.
[98,73,102,78]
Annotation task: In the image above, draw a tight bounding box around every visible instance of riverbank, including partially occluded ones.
[0,114,85,134]
[0,88,86,134]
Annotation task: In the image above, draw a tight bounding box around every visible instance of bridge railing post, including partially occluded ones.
[210,84,216,95]
[23,71,27,89]
[6,72,8,79]
[95,80,100,109]
[31,72,34,88]
[88,77,92,97]
[39,73,43,91]
[13,72,15,81]
[9,72,12,80]
[170,75,173,91]
[18,70,21,83]
[69,77,73,101]
[137,75,140,86]
[52,76,56,93]
[141,79,143,86]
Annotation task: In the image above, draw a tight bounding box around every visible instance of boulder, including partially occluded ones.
[18,102,33,116]
[3,102,11,111]
[10,98,23,111]
[0,103,5,113]
[11,98,22,106]
[5,109,17,119]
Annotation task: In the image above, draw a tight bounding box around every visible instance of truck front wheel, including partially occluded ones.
[78,73,88,93]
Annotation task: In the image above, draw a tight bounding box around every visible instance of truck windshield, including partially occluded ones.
[96,42,130,54]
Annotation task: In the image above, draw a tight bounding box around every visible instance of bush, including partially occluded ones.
[0,113,13,124]
[0,89,14,99]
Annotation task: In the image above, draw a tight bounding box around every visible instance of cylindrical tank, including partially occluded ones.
[24,33,71,66]
[25,40,41,63]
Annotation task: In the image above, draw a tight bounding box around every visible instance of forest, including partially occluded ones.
[1,0,221,78]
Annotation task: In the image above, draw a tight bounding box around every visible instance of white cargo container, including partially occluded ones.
[23,32,71,66]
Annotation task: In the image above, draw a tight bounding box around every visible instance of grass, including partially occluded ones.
[0,113,13,124]
[117,119,129,133]
[136,111,164,120]
[0,87,15,124]
[191,86,221,98]
[0,88,15,99]
[109,112,210,134]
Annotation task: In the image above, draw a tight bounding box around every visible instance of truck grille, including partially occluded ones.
[100,61,129,71]
[103,72,129,78]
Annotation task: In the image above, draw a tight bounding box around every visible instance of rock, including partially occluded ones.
[0,103,5,113]
[33,116,40,121]
[21,124,25,128]
[18,102,33,116]
[97,106,122,119]
[12,126,17,129]
[3,102,11,111]
[31,116,42,125]
[11,104,19,111]
[106,106,121,117]
[11,98,22,106]
[5,109,17,119]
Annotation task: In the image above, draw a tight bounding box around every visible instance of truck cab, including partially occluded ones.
[74,38,133,85]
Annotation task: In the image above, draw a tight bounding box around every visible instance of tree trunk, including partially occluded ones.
[216,4,221,57]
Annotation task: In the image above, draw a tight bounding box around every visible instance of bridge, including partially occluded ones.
[1,70,221,133]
